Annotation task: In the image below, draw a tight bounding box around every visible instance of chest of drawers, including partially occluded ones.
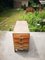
[13,21,30,52]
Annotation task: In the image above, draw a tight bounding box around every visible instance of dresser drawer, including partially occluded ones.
[14,45,28,50]
[14,43,29,49]
[13,38,29,43]
[13,33,30,39]
[14,44,23,49]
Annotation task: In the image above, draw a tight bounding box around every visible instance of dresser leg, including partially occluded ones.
[15,49,18,52]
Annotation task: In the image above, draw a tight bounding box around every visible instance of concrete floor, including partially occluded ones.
[0,31,45,60]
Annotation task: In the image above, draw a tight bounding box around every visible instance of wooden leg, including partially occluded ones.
[15,49,18,52]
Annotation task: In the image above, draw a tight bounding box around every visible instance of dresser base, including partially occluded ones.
[14,48,29,52]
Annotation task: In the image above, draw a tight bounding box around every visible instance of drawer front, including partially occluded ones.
[14,45,28,50]
[14,44,23,49]
[13,38,29,43]
[13,33,29,50]
[13,33,30,39]
[14,43,29,49]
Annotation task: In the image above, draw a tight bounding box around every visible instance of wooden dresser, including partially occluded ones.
[13,21,30,52]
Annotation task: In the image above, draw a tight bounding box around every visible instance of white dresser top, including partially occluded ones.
[14,21,29,33]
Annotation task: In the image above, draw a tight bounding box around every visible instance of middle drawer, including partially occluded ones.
[13,38,29,43]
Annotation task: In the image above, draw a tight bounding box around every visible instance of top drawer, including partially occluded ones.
[13,33,30,39]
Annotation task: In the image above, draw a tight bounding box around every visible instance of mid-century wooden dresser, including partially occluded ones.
[13,21,30,52]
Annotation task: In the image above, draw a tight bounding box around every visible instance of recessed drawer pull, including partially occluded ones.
[19,37,23,41]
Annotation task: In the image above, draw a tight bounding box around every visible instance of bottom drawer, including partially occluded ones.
[14,45,29,50]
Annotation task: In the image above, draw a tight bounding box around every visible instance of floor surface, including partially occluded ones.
[0,31,45,60]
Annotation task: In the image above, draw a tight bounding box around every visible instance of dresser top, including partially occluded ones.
[14,21,29,33]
